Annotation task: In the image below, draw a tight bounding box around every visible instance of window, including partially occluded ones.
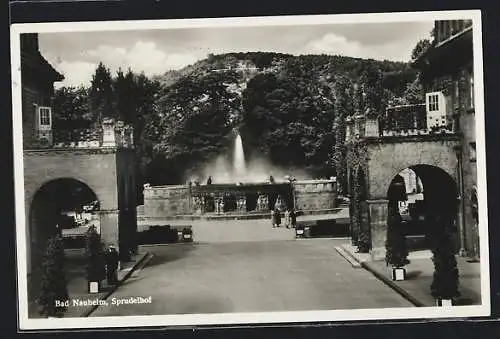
[469,142,476,162]
[38,106,51,127]
[428,94,439,111]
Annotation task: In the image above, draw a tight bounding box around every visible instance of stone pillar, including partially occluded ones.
[99,209,120,248]
[365,117,380,137]
[102,119,116,147]
[367,199,389,260]
[354,115,366,139]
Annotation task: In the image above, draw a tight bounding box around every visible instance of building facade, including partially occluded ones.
[21,33,138,277]
[413,19,478,258]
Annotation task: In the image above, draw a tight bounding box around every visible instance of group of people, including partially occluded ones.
[271,207,296,228]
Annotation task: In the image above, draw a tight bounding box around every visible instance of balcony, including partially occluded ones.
[30,118,135,150]
[345,104,459,143]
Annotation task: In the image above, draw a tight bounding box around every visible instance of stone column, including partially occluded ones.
[367,199,389,260]
[102,119,116,147]
[354,115,366,139]
[365,116,380,137]
[99,209,120,248]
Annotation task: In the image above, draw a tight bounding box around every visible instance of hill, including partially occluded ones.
[53,52,422,190]
[143,52,419,186]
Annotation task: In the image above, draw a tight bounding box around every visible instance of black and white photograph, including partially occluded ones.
[11,10,490,330]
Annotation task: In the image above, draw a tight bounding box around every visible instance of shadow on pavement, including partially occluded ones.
[144,244,198,267]
[455,298,475,306]
[406,270,422,280]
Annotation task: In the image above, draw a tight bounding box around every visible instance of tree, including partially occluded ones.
[385,206,410,268]
[331,76,353,193]
[146,70,239,182]
[114,68,137,123]
[138,52,420,184]
[360,64,383,117]
[38,235,68,317]
[429,214,460,301]
[411,39,432,62]
[85,226,106,291]
[89,62,115,122]
[52,86,92,141]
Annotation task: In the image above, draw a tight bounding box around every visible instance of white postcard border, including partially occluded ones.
[10,9,490,330]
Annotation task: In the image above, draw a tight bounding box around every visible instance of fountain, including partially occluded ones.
[233,133,247,180]
[140,130,338,222]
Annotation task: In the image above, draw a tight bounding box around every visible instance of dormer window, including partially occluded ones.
[38,106,52,129]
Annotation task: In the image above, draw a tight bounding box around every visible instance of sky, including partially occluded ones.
[38,21,434,88]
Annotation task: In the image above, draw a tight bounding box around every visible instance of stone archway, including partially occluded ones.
[370,164,459,259]
[28,177,101,301]
[29,178,101,261]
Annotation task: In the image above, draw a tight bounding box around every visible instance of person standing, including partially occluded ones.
[284,208,291,228]
[271,208,277,228]
[289,209,297,228]
[105,245,119,285]
[220,200,225,214]
[275,207,281,227]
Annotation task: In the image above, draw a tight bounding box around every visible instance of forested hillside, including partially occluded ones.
[53,51,425,195]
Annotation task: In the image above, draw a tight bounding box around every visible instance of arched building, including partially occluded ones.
[20,33,138,279]
[346,19,478,260]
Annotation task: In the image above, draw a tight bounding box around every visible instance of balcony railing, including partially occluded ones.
[50,118,134,149]
[345,104,459,142]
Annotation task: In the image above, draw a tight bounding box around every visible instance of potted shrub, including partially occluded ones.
[430,233,460,306]
[295,223,305,238]
[38,235,69,318]
[385,214,410,281]
[85,226,106,293]
[357,233,371,253]
[182,227,193,242]
[304,225,311,238]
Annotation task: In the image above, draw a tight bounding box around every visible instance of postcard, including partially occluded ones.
[10,9,490,331]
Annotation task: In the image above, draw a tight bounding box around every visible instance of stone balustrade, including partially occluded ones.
[345,103,458,142]
[52,118,134,149]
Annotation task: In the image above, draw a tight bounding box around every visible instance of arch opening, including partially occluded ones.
[385,165,458,255]
[28,178,101,300]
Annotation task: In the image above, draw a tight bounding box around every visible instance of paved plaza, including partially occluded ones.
[89,239,412,316]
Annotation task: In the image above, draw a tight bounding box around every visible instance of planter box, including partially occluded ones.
[391,267,406,281]
[304,227,311,238]
[436,299,453,307]
[89,281,99,293]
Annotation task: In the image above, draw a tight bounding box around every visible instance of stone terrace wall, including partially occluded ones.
[293,179,337,211]
[143,185,191,218]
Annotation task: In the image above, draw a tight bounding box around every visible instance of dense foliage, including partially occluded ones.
[385,206,410,268]
[85,226,106,285]
[38,235,68,317]
[52,52,421,192]
[428,214,460,300]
